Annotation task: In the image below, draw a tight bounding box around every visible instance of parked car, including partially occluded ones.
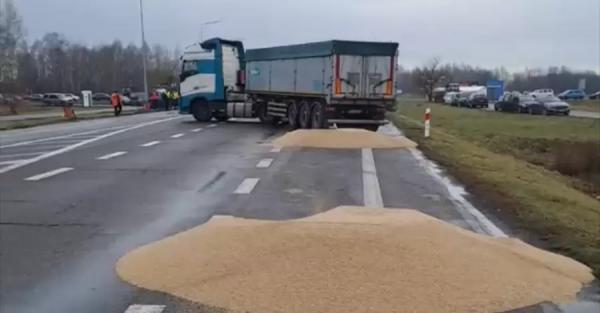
[433,87,446,103]
[558,89,585,100]
[43,93,74,106]
[531,89,554,99]
[515,94,545,114]
[92,92,111,102]
[24,94,44,101]
[537,96,570,115]
[494,92,523,113]
[443,92,459,106]
[588,91,600,99]
[466,93,489,108]
[64,93,80,103]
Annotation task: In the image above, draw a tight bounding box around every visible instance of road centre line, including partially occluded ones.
[191,128,203,132]
[24,167,73,181]
[270,146,282,153]
[0,151,52,159]
[123,304,165,313]
[361,148,384,208]
[140,141,161,147]
[233,178,260,194]
[0,160,25,165]
[97,151,127,160]
[0,115,183,174]
[170,133,184,138]
[256,158,274,168]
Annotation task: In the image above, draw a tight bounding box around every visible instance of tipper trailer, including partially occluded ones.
[178,38,398,130]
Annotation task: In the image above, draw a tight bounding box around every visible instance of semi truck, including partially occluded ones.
[178,38,398,130]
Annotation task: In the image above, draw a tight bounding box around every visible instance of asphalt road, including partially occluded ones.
[0,112,597,313]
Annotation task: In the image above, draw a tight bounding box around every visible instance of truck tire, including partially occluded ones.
[310,101,328,129]
[298,101,312,129]
[257,102,271,123]
[288,102,299,129]
[192,99,211,122]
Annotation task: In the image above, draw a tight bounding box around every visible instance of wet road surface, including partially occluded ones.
[0,112,597,313]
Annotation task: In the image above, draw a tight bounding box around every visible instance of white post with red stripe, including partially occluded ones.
[424,107,431,138]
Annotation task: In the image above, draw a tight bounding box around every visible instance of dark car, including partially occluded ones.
[494,93,542,113]
[588,91,600,99]
[537,96,570,115]
[558,89,585,100]
[467,93,489,108]
[92,92,111,102]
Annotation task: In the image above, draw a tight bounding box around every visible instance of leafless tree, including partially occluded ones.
[413,57,447,102]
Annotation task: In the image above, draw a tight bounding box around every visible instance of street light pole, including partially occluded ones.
[139,0,149,103]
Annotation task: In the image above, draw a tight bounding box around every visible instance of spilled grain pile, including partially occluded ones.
[272,129,417,149]
[116,206,594,313]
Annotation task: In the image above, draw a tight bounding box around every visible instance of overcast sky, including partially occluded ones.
[14,0,600,72]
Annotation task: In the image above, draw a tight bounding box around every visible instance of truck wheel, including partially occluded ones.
[310,101,328,129]
[287,102,299,129]
[192,99,211,122]
[257,102,271,123]
[298,101,312,129]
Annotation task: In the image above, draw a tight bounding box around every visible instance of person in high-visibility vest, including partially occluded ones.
[168,89,179,110]
[111,91,122,116]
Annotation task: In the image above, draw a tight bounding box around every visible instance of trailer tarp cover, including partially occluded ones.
[246,40,398,61]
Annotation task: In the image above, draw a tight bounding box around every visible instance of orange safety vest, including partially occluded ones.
[111,93,121,107]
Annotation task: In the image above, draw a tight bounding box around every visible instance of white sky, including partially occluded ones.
[14,0,600,72]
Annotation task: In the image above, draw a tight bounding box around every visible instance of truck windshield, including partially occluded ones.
[180,60,198,81]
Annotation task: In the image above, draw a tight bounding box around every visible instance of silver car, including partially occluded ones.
[43,93,74,106]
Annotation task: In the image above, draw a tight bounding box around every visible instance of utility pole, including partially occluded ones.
[139,0,149,103]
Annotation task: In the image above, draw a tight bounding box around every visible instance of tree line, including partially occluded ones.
[0,0,178,95]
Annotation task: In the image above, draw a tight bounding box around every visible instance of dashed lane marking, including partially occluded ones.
[24,167,73,181]
[97,151,127,160]
[123,304,165,313]
[140,141,161,147]
[233,178,260,194]
[270,146,282,153]
[191,128,203,132]
[0,116,183,174]
[170,133,184,138]
[361,148,383,208]
[207,124,217,128]
[256,158,274,168]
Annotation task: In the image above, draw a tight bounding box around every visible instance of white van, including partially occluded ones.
[531,89,554,98]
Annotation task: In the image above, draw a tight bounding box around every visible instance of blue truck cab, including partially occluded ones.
[179,38,245,121]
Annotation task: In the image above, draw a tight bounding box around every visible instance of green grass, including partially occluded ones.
[391,100,600,277]
[568,100,600,113]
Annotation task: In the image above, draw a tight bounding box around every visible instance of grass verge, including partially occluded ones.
[568,100,600,113]
[0,109,141,131]
[390,100,600,277]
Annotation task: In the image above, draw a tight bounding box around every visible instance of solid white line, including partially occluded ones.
[361,148,384,208]
[25,167,73,181]
[0,125,128,149]
[233,178,260,194]
[123,304,165,313]
[270,146,282,153]
[0,151,51,159]
[191,128,203,132]
[0,116,183,174]
[408,148,507,237]
[0,160,25,165]
[97,151,127,160]
[207,124,217,128]
[256,158,274,168]
[170,133,184,138]
[140,141,161,147]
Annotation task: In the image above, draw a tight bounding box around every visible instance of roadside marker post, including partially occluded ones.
[424,107,431,138]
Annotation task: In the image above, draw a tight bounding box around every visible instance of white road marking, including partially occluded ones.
[0,151,51,159]
[207,124,217,128]
[0,160,25,165]
[191,128,203,132]
[409,148,507,237]
[361,148,384,207]
[233,178,260,194]
[256,158,274,168]
[140,141,161,147]
[0,125,127,149]
[270,146,282,153]
[97,151,127,160]
[170,133,184,138]
[123,304,165,313]
[25,167,73,181]
[0,116,183,174]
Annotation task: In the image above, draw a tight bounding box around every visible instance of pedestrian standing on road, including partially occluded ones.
[111,91,122,116]
[161,91,170,111]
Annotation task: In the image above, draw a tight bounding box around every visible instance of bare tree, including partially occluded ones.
[0,0,25,92]
[413,57,446,102]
